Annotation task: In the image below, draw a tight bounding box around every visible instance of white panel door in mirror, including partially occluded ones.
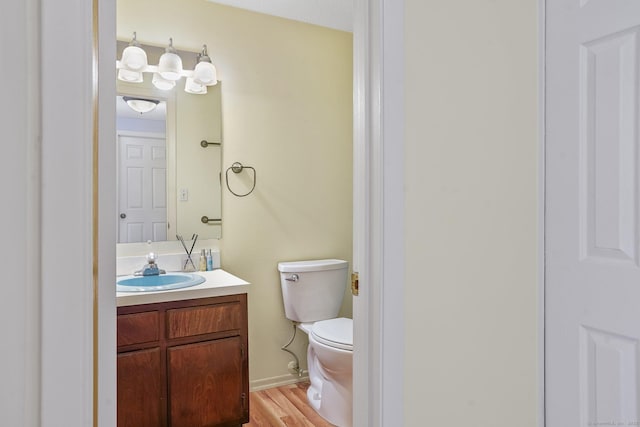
[118,133,167,243]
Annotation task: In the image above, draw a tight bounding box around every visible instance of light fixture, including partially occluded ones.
[184,77,207,94]
[123,96,159,114]
[158,38,183,81]
[118,68,143,83]
[152,73,176,91]
[116,33,218,95]
[120,32,148,72]
[193,45,218,86]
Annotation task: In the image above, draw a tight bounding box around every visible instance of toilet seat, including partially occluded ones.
[311,317,353,351]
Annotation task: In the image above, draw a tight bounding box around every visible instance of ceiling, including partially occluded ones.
[206,0,353,32]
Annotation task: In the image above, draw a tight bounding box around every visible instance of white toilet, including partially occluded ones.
[278,259,353,427]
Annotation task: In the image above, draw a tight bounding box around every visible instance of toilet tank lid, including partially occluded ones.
[278,259,348,273]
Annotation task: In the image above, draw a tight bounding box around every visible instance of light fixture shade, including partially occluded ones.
[152,73,176,90]
[159,52,183,80]
[193,61,217,86]
[120,32,148,71]
[184,77,207,94]
[121,45,148,71]
[123,96,159,114]
[158,38,183,81]
[193,44,218,86]
[118,68,143,83]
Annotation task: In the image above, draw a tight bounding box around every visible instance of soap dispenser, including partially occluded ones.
[206,249,213,271]
[199,249,207,271]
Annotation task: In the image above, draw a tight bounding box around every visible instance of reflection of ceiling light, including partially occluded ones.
[116,32,218,95]
[123,96,159,114]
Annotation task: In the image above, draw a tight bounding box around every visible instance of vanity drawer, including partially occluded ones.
[117,311,160,347]
[167,302,241,339]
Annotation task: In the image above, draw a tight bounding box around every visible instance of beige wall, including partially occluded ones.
[117,1,353,387]
[404,1,539,426]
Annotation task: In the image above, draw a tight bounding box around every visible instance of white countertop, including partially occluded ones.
[116,269,250,307]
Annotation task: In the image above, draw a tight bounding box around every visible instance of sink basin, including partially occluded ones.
[116,273,205,292]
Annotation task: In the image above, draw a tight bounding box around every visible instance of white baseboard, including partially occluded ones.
[250,373,310,392]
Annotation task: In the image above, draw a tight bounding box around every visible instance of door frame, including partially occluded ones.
[352,0,405,426]
[33,0,117,425]
[101,0,407,425]
[538,1,546,426]
[94,0,406,426]
[97,1,407,425]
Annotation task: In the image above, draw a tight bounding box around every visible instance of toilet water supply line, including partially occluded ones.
[281,321,305,377]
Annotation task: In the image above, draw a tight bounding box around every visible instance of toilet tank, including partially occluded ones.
[278,259,349,323]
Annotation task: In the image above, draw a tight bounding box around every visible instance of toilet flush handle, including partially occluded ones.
[285,274,299,282]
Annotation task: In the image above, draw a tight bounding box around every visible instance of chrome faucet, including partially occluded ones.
[134,252,166,276]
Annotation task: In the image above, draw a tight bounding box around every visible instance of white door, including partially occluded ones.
[546,1,640,425]
[118,133,167,243]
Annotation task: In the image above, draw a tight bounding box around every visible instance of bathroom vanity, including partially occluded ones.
[116,270,249,427]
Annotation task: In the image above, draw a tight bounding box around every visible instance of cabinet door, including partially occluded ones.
[117,348,164,427]
[168,337,244,427]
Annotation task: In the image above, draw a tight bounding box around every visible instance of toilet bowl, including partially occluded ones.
[278,259,353,427]
[303,318,353,427]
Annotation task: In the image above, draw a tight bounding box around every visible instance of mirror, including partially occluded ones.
[116,41,222,244]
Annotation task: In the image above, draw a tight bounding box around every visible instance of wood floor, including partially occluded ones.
[243,382,334,427]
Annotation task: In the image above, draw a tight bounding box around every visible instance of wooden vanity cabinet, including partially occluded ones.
[117,294,249,427]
